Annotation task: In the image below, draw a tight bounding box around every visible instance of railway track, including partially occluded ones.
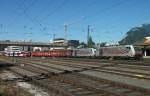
[32,57,148,69]
[19,58,150,88]
[2,61,123,95]
[52,57,150,66]
[16,58,84,73]
[13,58,150,83]
[37,57,150,72]
[22,58,150,78]
[60,73,150,96]
[6,63,150,96]
[23,57,112,69]
[116,64,150,71]
[1,57,150,96]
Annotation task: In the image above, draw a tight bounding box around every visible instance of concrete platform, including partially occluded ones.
[143,56,150,58]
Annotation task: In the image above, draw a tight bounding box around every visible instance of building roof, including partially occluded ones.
[53,38,65,41]
[134,37,150,46]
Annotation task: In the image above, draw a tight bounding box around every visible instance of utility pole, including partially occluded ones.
[30,39,32,58]
[64,24,68,45]
[0,24,3,33]
[64,16,85,45]
[87,25,90,47]
[64,24,68,40]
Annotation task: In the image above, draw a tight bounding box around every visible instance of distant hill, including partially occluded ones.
[119,24,150,45]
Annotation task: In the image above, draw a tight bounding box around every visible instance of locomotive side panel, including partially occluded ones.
[73,48,96,57]
[99,45,135,57]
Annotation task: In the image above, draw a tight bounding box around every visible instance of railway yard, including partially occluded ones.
[1,0,150,95]
[0,56,150,96]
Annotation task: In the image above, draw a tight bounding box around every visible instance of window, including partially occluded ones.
[134,47,141,51]
[125,47,131,50]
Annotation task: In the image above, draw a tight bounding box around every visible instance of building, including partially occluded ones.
[51,38,66,45]
[68,40,79,48]
[0,40,67,51]
[134,37,150,58]
[50,38,79,49]
[4,46,22,52]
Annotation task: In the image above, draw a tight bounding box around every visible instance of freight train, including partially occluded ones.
[3,45,143,59]
[31,48,96,57]
[30,45,142,59]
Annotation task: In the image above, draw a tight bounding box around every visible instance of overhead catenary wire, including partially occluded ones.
[2,0,40,37]
[22,0,69,35]
[20,0,44,29]
[2,0,150,43]
[6,0,26,27]
[7,0,40,30]
[97,0,150,43]
[66,0,99,18]
[23,0,55,30]
[33,0,55,21]
[83,0,130,44]
[40,0,68,22]
[30,0,55,30]
[87,0,129,21]
[16,0,41,26]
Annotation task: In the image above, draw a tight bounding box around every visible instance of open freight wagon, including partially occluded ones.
[31,50,73,57]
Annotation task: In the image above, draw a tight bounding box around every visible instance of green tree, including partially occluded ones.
[77,42,86,48]
[87,36,95,48]
[100,42,107,47]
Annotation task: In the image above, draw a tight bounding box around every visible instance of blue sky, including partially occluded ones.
[0,0,150,44]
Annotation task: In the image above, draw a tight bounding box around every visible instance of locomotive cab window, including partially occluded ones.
[125,47,131,50]
[134,47,141,51]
